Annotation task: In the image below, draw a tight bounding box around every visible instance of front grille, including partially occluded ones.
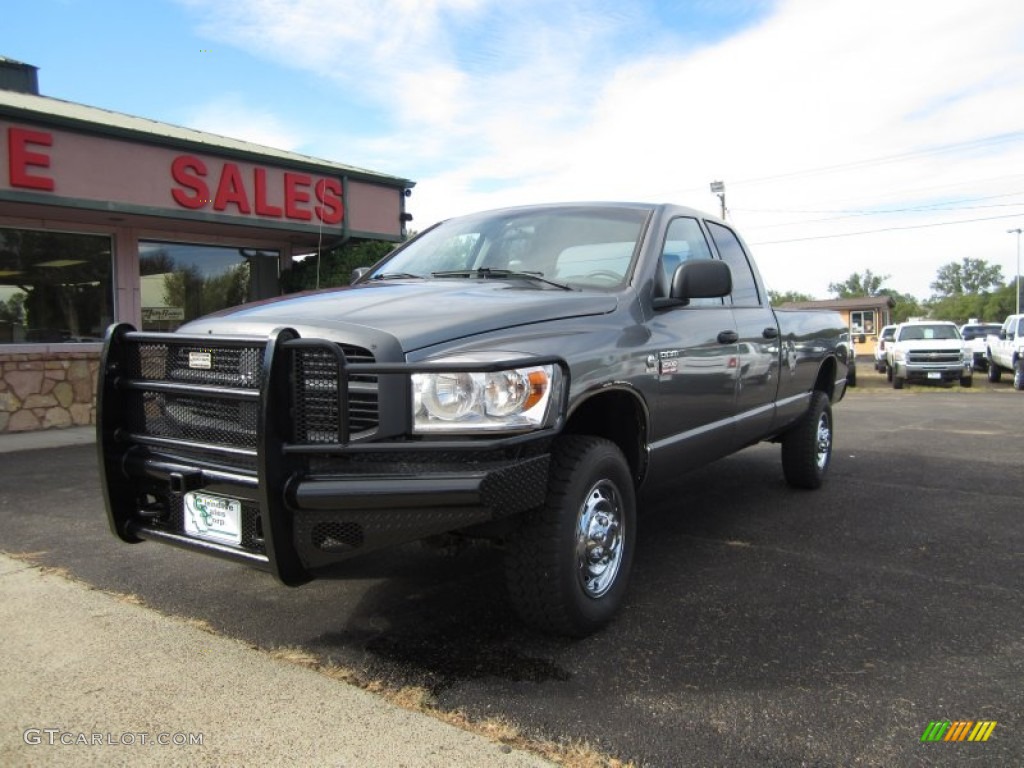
[292,345,379,444]
[136,391,260,448]
[907,350,961,365]
[122,340,265,452]
[128,342,265,388]
[120,338,379,453]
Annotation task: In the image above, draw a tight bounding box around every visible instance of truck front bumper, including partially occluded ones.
[97,324,562,585]
[894,362,971,383]
[116,447,550,579]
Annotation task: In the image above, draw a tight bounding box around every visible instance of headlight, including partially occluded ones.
[893,349,905,362]
[412,363,560,433]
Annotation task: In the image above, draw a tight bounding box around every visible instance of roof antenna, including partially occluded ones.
[316,205,324,290]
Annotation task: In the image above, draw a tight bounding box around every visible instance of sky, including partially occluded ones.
[5,0,1024,301]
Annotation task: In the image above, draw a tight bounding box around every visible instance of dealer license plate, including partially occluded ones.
[183,492,242,547]
[927,372,942,380]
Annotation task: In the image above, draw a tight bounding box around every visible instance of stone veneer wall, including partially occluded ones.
[0,351,100,433]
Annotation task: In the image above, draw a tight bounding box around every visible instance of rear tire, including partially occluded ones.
[781,391,833,490]
[886,364,893,382]
[505,435,636,637]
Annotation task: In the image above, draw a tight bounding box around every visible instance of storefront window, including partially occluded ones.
[0,228,113,344]
[139,242,279,331]
[850,310,876,336]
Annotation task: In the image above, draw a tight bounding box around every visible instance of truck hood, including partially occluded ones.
[896,339,964,349]
[179,280,618,353]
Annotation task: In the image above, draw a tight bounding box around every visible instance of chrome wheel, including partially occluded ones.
[782,391,833,490]
[815,413,831,470]
[575,479,624,599]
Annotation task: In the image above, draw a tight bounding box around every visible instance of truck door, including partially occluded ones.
[641,216,739,477]
[705,220,781,443]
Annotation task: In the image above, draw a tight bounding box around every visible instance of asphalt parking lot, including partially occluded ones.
[1,370,1022,767]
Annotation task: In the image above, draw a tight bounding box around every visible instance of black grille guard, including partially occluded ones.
[96,323,567,586]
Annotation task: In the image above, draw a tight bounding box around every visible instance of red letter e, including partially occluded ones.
[8,127,55,191]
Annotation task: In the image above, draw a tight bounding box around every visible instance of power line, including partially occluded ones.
[729,131,1024,188]
[739,198,1024,230]
[736,191,1024,217]
[750,212,1024,245]
[642,137,1024,201]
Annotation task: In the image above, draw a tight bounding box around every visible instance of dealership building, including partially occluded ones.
[0,57,414,433]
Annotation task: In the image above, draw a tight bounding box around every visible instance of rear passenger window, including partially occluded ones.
[659,217,720,306]
[706,221,761,306]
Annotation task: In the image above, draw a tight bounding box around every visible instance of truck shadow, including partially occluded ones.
[289,441,1018,709]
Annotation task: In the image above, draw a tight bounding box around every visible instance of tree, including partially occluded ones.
[162,262,249,322]
[877,289,924,323]
[767,289,815,305]
[930,258,1003,297]
[0,292,26,324]
[828,270,889,298]
[281,239,397,293]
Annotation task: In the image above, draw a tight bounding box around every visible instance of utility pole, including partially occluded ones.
[1009,228,1022,316]
[709,181,726,220]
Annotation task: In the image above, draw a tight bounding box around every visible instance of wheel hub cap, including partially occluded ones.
[576,481,624,599]
[815,413,831,470]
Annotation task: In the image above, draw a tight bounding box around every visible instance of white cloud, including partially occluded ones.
[185,94,308,151]
[181,0,1024,299]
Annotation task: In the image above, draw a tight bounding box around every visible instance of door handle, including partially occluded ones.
[717,330,739,344]
[762,327,779,339]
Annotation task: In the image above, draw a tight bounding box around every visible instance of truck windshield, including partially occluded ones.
[368,206,650,290]
[899,325,961,341]
[961,325,1000,340]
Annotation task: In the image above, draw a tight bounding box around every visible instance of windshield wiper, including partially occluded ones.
[431,268,573,291]
[371,272,423,280]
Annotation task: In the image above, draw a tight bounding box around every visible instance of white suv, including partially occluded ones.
[886,321,972,389]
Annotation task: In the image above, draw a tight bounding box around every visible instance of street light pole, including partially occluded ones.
[1009,228,1022,316]
[709,181,726,220]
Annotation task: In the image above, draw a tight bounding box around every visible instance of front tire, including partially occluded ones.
[893,375,905,389]
[505,435,636,637]
[781,391,833,490]
[1014,360,1024,391]
[988,360,1002,382]
[960,374,972,388]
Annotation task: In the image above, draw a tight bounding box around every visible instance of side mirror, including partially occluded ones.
[350,266,370,283]
[665,260,732,305]
[999,330,1008,340]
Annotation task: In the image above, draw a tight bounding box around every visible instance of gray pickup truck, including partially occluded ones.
[98,202,849,636]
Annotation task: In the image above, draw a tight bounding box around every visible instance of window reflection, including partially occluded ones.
[139,242,279,331]
[0,228,113,344]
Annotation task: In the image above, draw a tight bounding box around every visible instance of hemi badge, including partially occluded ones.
[188,351,212,370]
